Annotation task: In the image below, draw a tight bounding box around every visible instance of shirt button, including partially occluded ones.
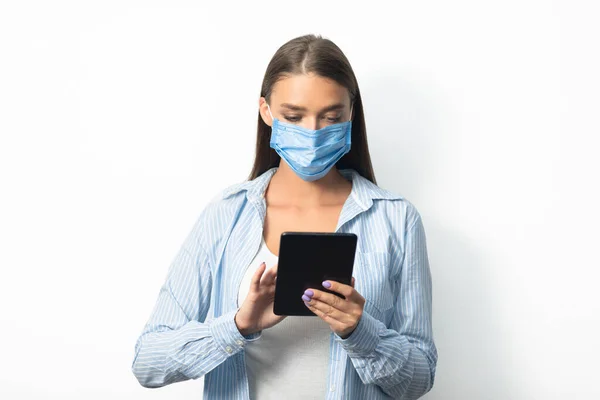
[236,340,243,346]
[225,346,233,353]
[330,385,335,392]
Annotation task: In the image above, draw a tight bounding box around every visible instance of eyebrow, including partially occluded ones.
[280,103,346,113]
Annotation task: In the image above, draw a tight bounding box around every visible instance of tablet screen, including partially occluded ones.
[273,232,357,316]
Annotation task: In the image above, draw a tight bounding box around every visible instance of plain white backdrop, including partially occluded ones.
[1,1,598,399]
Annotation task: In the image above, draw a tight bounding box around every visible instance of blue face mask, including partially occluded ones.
[267,103,353,182]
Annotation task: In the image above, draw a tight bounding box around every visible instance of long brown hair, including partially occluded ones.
[248,34,377,184]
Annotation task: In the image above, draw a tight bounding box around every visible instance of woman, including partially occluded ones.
[131,34,437,399]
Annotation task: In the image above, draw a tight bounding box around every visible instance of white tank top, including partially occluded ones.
[237,236,331,400]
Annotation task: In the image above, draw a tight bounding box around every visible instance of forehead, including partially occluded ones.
[270,73,350,109]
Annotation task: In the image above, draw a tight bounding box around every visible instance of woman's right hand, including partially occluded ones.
[234,262,286,336]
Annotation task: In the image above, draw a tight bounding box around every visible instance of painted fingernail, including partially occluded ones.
[322,281,331,288]
[304,289,314,297]
[302,295,311,302]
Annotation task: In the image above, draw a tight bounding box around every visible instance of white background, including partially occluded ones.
[1,1,599,399]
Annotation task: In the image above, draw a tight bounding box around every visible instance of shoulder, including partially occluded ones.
[347,169,425,233]
[367,185,423,234]
[383,197,423,231]
[185,179,250,251]
[196,168,275,230]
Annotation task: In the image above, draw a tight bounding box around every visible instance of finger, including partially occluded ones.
[261,264,278,285]
[322,280,354,299]
[308,289,351,313]
[304,298,349,325]
[251,262,266,291]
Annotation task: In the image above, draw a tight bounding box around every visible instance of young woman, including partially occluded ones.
[131,34,437,400]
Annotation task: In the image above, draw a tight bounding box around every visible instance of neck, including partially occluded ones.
[266,161,350,206]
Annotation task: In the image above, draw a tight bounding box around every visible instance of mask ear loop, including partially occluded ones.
[266,103,274,121]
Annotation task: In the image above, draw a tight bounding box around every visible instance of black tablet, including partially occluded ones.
[273,232,358,316]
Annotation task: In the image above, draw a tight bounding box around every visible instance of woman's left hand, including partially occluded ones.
[302,277,366,339]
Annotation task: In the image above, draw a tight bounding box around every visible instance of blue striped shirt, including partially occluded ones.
[131,167,437,399]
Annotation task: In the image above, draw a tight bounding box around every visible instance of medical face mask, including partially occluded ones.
[267,103,353,182]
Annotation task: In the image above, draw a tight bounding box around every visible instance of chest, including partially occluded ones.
[219,196,399,325]
[262,204,344,256]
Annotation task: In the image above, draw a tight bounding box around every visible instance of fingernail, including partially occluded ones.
[304,289,314,297]
[302,295,311,302]
[322,281,331,288]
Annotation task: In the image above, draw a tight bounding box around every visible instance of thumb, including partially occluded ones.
[351,277,356,288]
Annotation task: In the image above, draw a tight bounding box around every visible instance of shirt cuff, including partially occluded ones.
[208,309,262,356]
[334,309,381,358]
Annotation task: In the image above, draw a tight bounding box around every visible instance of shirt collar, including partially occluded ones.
[221,167,403,210]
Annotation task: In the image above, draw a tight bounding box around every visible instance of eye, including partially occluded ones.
[323,115,342,123]
[283,115,301,122]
